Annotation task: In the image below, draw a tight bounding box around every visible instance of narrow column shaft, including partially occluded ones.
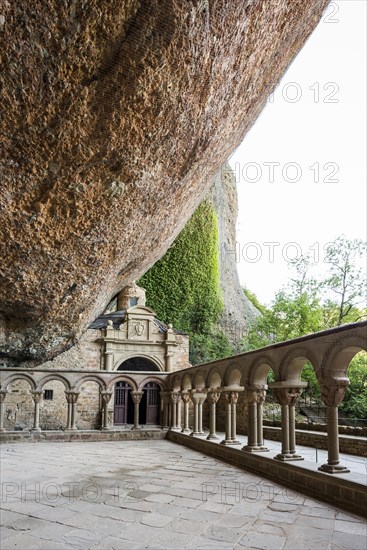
[198,402,204,433]
[31,391,43,432]
[66,402,72,430]
[0,391,7,432]
[131,392,143,430]
[289,404,296,454]
[231,403,237,441]
[70,402,77,430]
[327,405,340,465]
[133,402,140,429]
[33,402,40,431]
[207,403,217,439]
[171,402,177,429]
[193,402,199,434]
[257,402,263,446]
[176,398,181,430]
[281,404,290,455]
[183,400,190,432]
[249,402,258,447]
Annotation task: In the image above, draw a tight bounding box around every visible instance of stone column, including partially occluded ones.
[0,390,7,432]
[256,388,269,451]
[318,378,350,474]
[131,391,143,430]
[169,392,179,430]
[242,387,259,452]
[176,394,182,430]
[207,391,220,440]
[160,392,170,429]
[190,391,207,436]
[221,391,240,445]
[31,391,44,432]
[65,391,80,431]
[181,392,191,434]
[100,391,113,430]
[273,387,303,461]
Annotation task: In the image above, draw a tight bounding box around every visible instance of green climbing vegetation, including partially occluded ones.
[138,201,233,364]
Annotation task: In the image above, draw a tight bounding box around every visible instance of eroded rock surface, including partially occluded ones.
[0,0,329,364]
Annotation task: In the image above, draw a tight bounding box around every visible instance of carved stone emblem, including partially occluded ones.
[133,322,145,337]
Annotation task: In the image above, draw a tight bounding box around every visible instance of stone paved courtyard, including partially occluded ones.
[0,440,366,550]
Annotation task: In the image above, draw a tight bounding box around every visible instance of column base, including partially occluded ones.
[101,427,111,431]
[221,439,241,446]
[318,463,350,474]
[274,453,304,461]
[256,446,270,452]
[181,428,191,434]
[31,427,41,432]
[206,434,219,440]
[131,426,141,431]
[190,431,201,436]
[242,445,261,452]
[0,428,5,432]
[65,427,78,432]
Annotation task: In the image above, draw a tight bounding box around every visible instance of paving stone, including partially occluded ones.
[148,529,194,548]
[332,530,367,549]
[202,524,244,544]
[140,512,174,528]
[168,518,207,535]
[187,535,235,549]
[284,525,333,549]
[334,520,367,536]
[299,505,336,518]
[198,500,232,514]
[294,513,334,531]
[90,536,141,549]
[216,514,256,529]
[239,531,286,549]
[170,496,202,508]
[252,520,287,537]
[181,507,222,523]
[144,492,176,504]
[1,532,73,549]
[258,509,298,525]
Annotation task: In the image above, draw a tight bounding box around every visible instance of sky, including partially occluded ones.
[228,0,366,305]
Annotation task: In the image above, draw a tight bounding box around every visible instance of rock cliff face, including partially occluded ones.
[0,0,330,365]
[207,165,259,348]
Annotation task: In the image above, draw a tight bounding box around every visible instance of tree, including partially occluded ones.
[322,236,367,325]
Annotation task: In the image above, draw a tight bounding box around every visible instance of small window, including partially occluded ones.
[44,390,53,400]
[129,297,138,307]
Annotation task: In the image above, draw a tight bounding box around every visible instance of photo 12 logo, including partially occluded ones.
[221,241,341,265]
[227,161,339,185]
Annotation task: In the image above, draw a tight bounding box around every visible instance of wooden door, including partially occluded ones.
[114,382,130,425]
[145,383,160,425]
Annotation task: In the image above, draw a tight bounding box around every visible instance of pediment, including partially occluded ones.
[126,305,156,317]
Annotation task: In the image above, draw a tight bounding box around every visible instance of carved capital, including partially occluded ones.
[181,392,191,404]
[100,391,113,405]
[65,391,80,405]
[170,392,180,404]
[31,390,44,404]
[190,390,207,405]
[320,377,349,407]
[207,391,221,405]
[273,387,302,407]
[131,391,144,404]
[225,391,238,405]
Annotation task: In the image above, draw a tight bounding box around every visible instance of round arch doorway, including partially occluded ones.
[117,357,160,372]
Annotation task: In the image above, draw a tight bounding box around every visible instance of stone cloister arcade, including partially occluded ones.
[1,321,365,479]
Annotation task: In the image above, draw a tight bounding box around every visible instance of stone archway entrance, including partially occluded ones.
[140,382,161,425]
[114,382,134,425]
[117,357,160,372]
